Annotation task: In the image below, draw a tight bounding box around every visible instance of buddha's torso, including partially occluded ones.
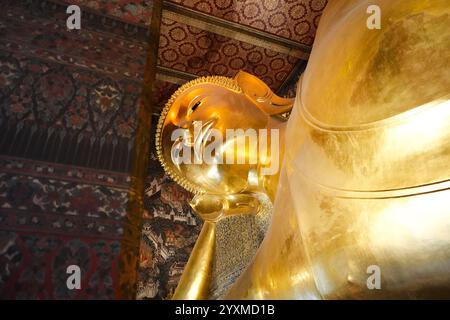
[298,0,449,192]
[226,0,450,299]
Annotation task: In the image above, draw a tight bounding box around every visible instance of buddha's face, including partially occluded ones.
[157,72,293,195]
[158,78,269,195]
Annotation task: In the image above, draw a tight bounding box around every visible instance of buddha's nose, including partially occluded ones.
[173,118,191,129]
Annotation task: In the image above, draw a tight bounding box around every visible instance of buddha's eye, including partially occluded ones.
[191,101,201,112]
[186,96,203,117]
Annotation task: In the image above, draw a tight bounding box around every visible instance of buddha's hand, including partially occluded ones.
[189,193,262,223]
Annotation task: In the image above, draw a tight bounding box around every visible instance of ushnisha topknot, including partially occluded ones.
[155,76,242,195]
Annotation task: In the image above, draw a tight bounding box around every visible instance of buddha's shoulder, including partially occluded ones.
[299,0,449,127]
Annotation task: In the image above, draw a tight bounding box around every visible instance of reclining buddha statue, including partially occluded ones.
[156,0,450,299]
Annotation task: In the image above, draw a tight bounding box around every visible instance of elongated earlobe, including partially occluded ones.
[234,70,294,116]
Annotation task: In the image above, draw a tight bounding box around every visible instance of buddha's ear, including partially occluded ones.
[234,70,294,116]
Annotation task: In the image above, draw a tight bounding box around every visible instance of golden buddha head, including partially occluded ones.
[155,71,293,195]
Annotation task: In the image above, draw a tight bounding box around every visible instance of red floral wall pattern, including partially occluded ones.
[170,0,327,45]
[158,18,299,90]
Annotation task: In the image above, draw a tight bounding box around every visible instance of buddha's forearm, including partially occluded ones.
[172,221,216,300]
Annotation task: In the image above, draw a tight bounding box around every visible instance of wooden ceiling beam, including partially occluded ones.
[156,65,197,85]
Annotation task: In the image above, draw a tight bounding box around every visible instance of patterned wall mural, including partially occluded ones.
[0,0,149,172]
[0,156,129,298]
[0,0,152,299]
[136,115,202,300]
